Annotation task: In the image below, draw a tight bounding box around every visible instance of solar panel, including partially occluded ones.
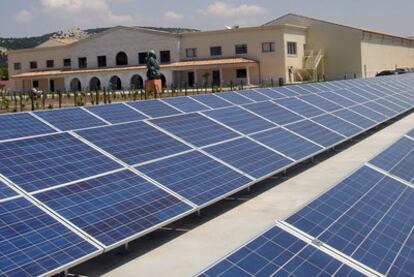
[319,92,356,107]
[288,84,313,94]
[0,197,99,277]
[127,99,182,118]
[274,98,325,118]
[375,98,406,113]
[151,113,239,147]
[350,105,388,122]
[0,113,56,141]
[312,114,362,137]
[0,179,17,200]
[217,92,253,105]
[364,102,397,117]
[409,129,414,139]
[203,138,292,179]
[199,226,365,277]
[385,95,412,110]
[287,167,414,275]
[0,133,121,192]
[299,95,342,112]
[85,103,147,124]
[162,96,210,113]
[300,84,322,93]
[190,94,233,109]
[285,120,345,148]
[237,89,270,101]
[333,109,376,129]
[253,88,286,99]
[203,106,275,135]
[34,170,193,247]
[250,128,323,160]
[367,84,392,97]
[244,101,304,125]
[34,108,107,131]
[271,87,299,97]
[387,232,414,276]
[347,87,379,100]
[334,89,369,103]
[76,121,190,166]
[137,151,252,206]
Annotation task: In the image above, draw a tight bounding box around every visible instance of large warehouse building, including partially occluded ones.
[8,13,414,92]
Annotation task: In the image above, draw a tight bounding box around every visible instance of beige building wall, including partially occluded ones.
[361,34,414,77]
[181,26,306,84]
[70,27,180,69]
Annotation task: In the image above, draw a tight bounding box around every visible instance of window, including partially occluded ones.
[78,57,87,68]
[160,50,171,63]
[30,61,37,69]
[262,42,275,53]
[46,60,54,68]
[97,56,107,67]
[63,59,71,67]
[14,63,21,70]
[33,80,39,88]
[235,44,248,55]
[138,52,148,65]
[287,42,297,56]
[210,46,222,56]
[236,69,247,79]
[186,48,197,58]
[116,52,128,66]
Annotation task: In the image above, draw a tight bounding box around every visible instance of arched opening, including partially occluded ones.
[130,74,143,89]
[116,51,128,66]
[109,76,122,90]
[160,74,167,88]
[70,78,82,91]
[89,77,101,91]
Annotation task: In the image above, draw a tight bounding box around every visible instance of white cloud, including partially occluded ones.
[200,1,267,17]
[14,9,33,23]
[40,0,133,24]
[163,11,183,21]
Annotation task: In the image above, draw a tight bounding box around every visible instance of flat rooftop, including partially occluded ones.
[71,109,414,277]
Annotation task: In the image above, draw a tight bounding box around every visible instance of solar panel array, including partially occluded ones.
[199,128,414,276]
[0,73,414,276]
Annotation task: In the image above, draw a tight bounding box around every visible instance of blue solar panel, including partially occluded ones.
[0,133,121,192]
[364,102,397,117]
[151,113,239,147]
[350,105,388,122]
[288,85,314,94]
[34,108,107,131]
[127,99,182,118]
[334,89,369,103]
[251,128,323,160]
[138,151,252,206]
[349,87,379,100]
[376,98,405,113]
[199,226,364,277]
[286,166,414,275]
[76,121,190,165]
[333,109,376,129]
[237,90,270,101]
[203,107,275,135]
[162,96,210,113]
[385,95,412,110]
[254,88,286,99]
[204,138,292,179]
[86,103,147,124]
[409,129,414,139]
[387,231,414,277]
[299,94,342,112]
[312,114,362,137]
[272,87,299,97]
[286,120,345,147]
[319,92,357,107]
[244,101,304,125]
[0,113,56,141]
[0,179,17,200]
[367,85,392,97]
[0,197,98,277]
[34,170,193,247]
[274,98,325,118]
[217,92,253,105]
[190,94,233,109]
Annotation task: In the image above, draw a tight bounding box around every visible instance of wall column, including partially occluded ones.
[246,66,251,86]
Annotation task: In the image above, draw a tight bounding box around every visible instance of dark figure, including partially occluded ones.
[146,50,161,80]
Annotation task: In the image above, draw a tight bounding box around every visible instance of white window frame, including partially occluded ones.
[186,48,197,58]
[262,42,275,53]
[287,42,297,56]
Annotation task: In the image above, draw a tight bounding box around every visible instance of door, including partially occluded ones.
[212,70,220,86]
[49,80,55,92]
[188,72,195,87]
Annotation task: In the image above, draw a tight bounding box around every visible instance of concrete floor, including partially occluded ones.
[74,112,414,277]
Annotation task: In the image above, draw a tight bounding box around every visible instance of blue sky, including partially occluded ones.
[1,0,413,37]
